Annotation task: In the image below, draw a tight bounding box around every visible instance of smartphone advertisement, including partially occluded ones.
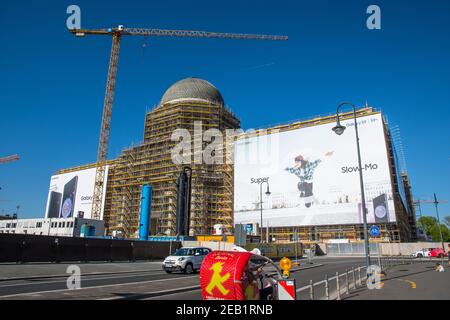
[45,166,109,220]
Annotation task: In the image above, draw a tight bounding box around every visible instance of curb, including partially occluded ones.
[100,285,202,300]
[291,263,324,273]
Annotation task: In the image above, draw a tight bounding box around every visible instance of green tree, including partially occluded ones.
[431,224,450,242]
[418,216,437,235]
[445,216,450,228]
[418,216,450,242]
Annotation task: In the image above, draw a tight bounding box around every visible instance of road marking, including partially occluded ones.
[99,285,201,300]
[144,288,202,300]
[0,270,165,289]
[0,275,198,299]
[142,289,202,300]
[404,280,416,289]
[394,279,416,289]
[0,267,163,282]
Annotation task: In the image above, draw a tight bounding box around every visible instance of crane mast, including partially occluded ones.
[70,25,288,220]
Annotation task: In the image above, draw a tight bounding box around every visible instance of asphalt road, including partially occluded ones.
[0,269,193,298]
[2,257,444,300]
[0,257,364,300]
[148,257,368,300]
[0,261,164,280]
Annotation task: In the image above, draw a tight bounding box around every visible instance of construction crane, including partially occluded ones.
[0,155,19,202]
[415,196,448,208]
[415,195,448,223]
[70,25,288,220]
[0,154,19,165]
[414,194,448,252]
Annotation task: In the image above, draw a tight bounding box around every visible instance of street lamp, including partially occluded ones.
[15,205,20,219]
[259,181,271,243]
[432,193,445,268]
[332,102,371,270]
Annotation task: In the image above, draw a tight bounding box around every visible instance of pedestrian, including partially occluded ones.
[447,244,450,266]
[435,262,444,272]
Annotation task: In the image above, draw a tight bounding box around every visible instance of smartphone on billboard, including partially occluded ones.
[373,193,389,223]
[60,176,78,218]
[47,191,62,218]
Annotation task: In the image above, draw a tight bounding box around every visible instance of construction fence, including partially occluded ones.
[326,243,380,256]
[0,233,181,263]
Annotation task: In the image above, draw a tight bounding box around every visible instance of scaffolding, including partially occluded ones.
[103,98,239,238]
[265,224,402,243]
[56,100,414,242]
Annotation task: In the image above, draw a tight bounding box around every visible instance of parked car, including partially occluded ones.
[411,248,431,258]
[429,248,448,258]
[162,247,212,274]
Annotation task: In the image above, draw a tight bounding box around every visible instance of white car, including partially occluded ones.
[162,247,212,274]
[411,248,431,258]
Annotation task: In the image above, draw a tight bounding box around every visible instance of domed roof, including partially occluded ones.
[160,78,224,105]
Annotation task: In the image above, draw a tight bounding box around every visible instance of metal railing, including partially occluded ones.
[296,255,438,300]
[378,255,442,271]
[298,265,366,300]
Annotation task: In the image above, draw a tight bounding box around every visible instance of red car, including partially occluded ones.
[429,248,448,258]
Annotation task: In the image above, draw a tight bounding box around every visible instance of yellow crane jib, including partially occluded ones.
[69,25,288,221]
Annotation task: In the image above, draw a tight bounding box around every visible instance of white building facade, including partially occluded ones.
[0,217,105,237]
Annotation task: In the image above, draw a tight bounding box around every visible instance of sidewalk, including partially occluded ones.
[0,261,163,281]
[345,262,450,300]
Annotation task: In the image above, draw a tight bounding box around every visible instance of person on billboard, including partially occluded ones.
[285,152,333,208]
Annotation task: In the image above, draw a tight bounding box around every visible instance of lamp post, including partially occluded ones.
[332,102,371,270]
[259,181,271,243]
[433,193,445,268]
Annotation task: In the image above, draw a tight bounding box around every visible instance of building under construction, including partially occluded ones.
[59,78,239,237]
[233,107,416,243]
[56,79,416,242]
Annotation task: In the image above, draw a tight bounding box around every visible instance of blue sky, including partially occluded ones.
[0,0,449,221]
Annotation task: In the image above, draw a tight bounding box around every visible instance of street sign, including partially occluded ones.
[370,225,380,237]
[277,279,297,300]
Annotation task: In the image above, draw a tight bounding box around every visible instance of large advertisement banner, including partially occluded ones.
[234,114,396,228]
[45,167,109,220]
